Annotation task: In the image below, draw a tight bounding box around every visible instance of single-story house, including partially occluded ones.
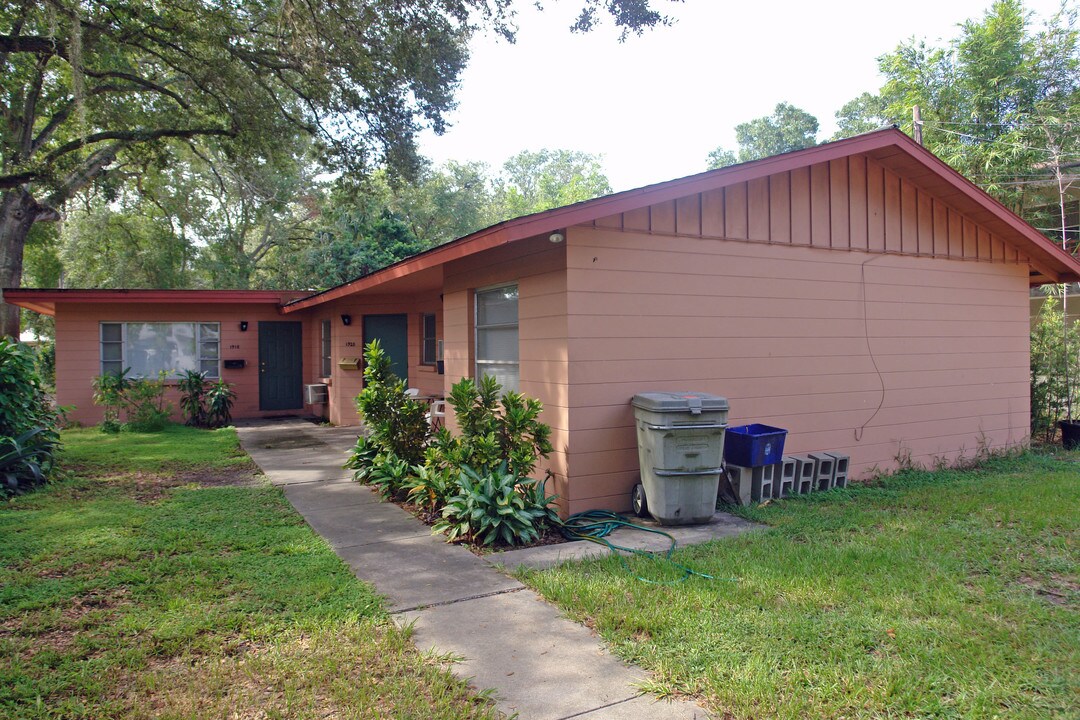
[6,128,1080,514]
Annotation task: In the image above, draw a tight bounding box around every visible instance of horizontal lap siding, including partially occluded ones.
[563,227,1030,514]
[316,292,443,426]
[56,303,300,425]
[441,236,571,510]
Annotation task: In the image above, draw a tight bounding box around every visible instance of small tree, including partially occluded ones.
[1030,300,1080,443]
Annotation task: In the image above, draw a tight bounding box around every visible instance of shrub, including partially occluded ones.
[429,375,553,478]
[354,340,429,464]
[1031,300,1080,443]
[404,464,455,516]
[206,379,237,427]
[176,371,237,428]
[35,340,55,388]
[345,434,380,483]
[91,369,133,433]
[125,372,172,432]
[0,337,61,494]
[178,370,209,426]
[365,451,413,501]
[433,464,559,546]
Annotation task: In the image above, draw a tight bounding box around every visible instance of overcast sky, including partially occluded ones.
[418,0,1071,191]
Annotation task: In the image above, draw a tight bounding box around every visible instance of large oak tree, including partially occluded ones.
[0,0,678,336]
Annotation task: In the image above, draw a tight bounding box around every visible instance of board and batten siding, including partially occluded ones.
[441,235,571,509]
[564,154,1031,513]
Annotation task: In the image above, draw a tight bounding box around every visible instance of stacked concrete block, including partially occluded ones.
[790,455,817,494]
[825,452,850,488]
[807,452,836,491]
[776,457,797,498]
[751,464,776,502]
[720,464,753,506]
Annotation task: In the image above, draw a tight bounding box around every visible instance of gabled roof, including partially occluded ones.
[6,128,1079,319]
[281,127,1080,313]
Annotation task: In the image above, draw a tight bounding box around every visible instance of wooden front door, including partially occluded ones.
[258,321,303,411]
[363,314,409,384]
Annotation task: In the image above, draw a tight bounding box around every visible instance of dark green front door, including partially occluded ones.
[363,314,408,384]
[258,321,303,411]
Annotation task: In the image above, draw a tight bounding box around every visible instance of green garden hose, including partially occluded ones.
[554,510,735,585]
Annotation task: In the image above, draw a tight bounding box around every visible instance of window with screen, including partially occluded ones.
[475,284,519,392]
[100,322,220,378]
[320,319,332,377]
[421,313,437,365]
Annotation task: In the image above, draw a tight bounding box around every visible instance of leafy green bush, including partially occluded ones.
[125,372,172,431]
[206,379,237,427]
[92,370,173,432]
[1031,300,1080,443]
[178,370,209,426]
[365,451,413,501]
[345,435,380,483]
[428,375,553,478]
[35,340,55,388]
[176,371,237,428]
[91,370,133,433]
[0,337,61,494]
[404,464,455,516]
[354,339,430,464]
[433,464,559,546]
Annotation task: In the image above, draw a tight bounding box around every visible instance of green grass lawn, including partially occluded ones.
[518,450,1080,720]
[1,425,497,719]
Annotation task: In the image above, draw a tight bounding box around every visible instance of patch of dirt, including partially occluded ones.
[1016,574,1079,607]
[3,586,130,660]
[174,465,264,488]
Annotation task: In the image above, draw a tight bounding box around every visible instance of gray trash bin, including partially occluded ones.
[631,392,729,525]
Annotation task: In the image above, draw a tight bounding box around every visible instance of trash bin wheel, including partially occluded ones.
[631,483,648,518]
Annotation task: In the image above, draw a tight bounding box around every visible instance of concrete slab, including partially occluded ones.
[398,591,704,720]
[492,513,762,571]
[337,535,523,612]
[283,480,380,514]
[573,695,709,719]
[302,501,430,549]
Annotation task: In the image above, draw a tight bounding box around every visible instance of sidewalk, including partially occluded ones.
[237,418,759,720]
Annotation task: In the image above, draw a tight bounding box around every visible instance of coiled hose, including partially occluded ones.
[555,510,735,585]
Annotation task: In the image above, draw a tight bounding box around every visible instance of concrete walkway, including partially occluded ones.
[237,418,759,720]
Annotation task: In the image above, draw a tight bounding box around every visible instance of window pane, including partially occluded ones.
[477,326,519,362]
[477,286,518,326]
[478,363,519,393]
[200,359,220,378]
[200,341,219,359]
[126,322,197,377]
[101,323,122,342]
[102,360,123,377]
[102,343,123,362]
[423,338,437,364]
[199,323,219,340]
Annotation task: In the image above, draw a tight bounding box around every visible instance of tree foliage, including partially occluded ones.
[835,0,1079,222]
[707,102,820,168]
[0,0,672,335]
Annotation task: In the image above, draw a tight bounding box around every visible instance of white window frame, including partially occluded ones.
[474,283,519,392]
[421,313,437,366]
[100,322,221,379]
[320,319,333,377]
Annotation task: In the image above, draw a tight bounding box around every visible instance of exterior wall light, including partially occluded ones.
[549,232,565,244]
[341,314,352,326]
[239,321,249,332]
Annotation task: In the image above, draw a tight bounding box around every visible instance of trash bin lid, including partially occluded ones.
[631,391,729,413]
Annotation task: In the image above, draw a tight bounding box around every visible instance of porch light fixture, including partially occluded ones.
[239,321,249,332]
[341,314,352,326]
[549,232,565,244]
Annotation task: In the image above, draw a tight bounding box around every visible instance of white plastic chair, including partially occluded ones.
[405,387,420,398]
[428,399,447,429]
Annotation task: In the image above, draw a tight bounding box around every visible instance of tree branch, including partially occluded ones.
[43,142,125,209]
[82,68,191,109]
[43,126,233,165]
[0,34,66,56]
